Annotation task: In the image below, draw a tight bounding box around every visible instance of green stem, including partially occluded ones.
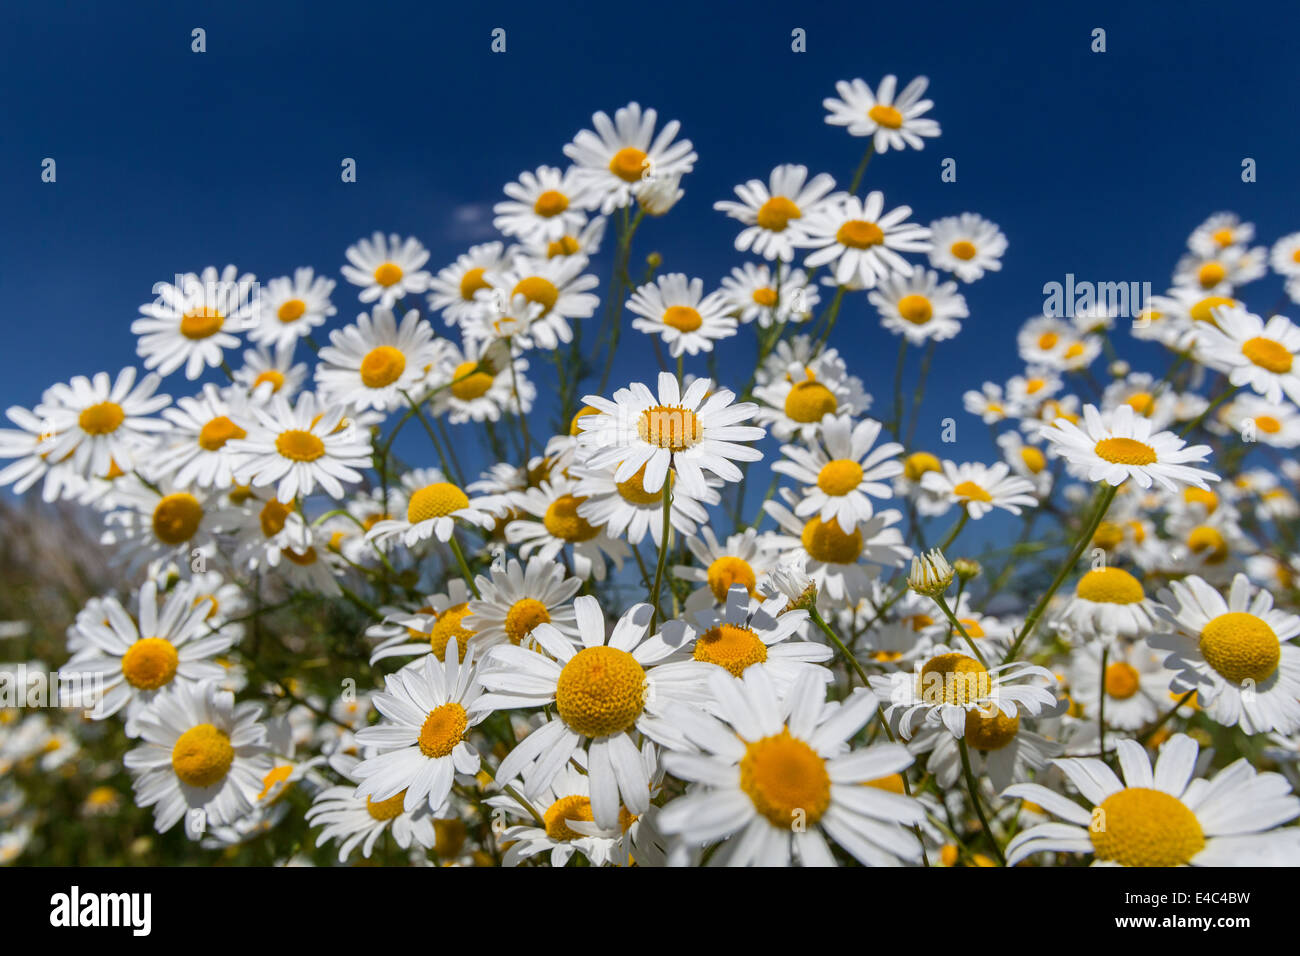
[1098,644,1109,760]
[648,478,672,630]
[810,608,870,688]
[934,592,987,668]
[447,535,482,598]
[958,738,1006,866]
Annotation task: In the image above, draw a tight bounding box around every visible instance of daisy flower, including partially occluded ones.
[315,307,443,412]
[352,648,493,813]
[132,265,258,379]
[504,477,630,582]
[1065,640,1171,730]
[223,487,313,572]
[717,263,818,327]
[341,232,433,308]
[657,667,925,866]
[1053,566,1159,642]
[368,580,479,666]
[674,527,780,610]
[1193,305,1300,405]
[752,344,869,442]
[1174,245,1265,294]
[426,241,512,328]
[1100,372,1177,430]
[908,708,1061,794]
[797,192,930,289]
[963,382,1010,424]
[467,557,583,651]
[627,273,737,358]
[1189,212,1255,257]
[232,344,309,404]
[1140,287,1243,352]
[927,213,1007,283]
[869,644,1058,740]
[151,383,248,488]
[480,597,711,829]
[99,476,222,571]
[563,102,697,215]
[571,460,720,547]
[492,165,592,244]
[869,269,969,343]
[575,372,764,499]
[1150,573,1300,735]
[1003,733,1300,866]
[822,75,941,153]
[713,164,840,262]
[366,476,496,549]
[1042,403,1219,491]
[1221,394,1300,448]
[34,368,170,480]
[1268,231,1300,278]
[995,431,1053,495]
[771,414,903,530]
[480,254,599,350]
[920,460,1037,519]
[763,490,910,606]
[0,403,87,502]
[124,681,272,840]
[227,392,373,502]
[304,753,437,862]
[520,214,608,263]
[249,267,337,352]
[63,579,233,731]
[431,337,535,425]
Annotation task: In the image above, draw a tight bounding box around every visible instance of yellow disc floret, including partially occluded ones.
[152,493,204,545]
[171,723,235,788]
[121,637,179,690]
[1076,567,1145,604]
[739,729,831,827]
[1199,612,1280,684]
[407,482,469,523]
[817,459,863,496]
[693,624,768,677]
[360,345,407,388]
[418,702,468,758]
[919,653,991,706]
[1093,437,1157,466]
[706,555,757,602]
[800,516,862,564]
[555,645,646,738]
[1089,788,1205,867]
[504,598,550,645]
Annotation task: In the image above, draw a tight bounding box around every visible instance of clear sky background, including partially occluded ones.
[3,0,1297,537]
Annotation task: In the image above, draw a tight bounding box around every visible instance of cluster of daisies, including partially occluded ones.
[3,75,1300,868]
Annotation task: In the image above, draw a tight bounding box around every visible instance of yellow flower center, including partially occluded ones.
[706,556,757,602]
[372,262,404,287]
[1186,525,1228,563]
[513,276,560,314]
[1076,567,1145,604]
[739,729,831,827]
[1093,437,1157,466]
[1189,295,1236,324]
[544,794,597,841]
[952,480,992,504]
[784,380,838,423]
[959,618,985,637]
[609,146,648,183]
[662,305,703,332]
[418,702,468,758]
[800,516,862,564]
[258,765,294,802]
[1197,262,1226,288]
[637,405,702,451]
[360,345,407,388]
[171,723,235,788]
[1090,788,1205,867]
[1026,378,1046,394]
[616,462,664,506]
[1020,447,1047,473]
[407,482,469,522]
[950,240,977,261]
[1064,342,1085,360]
[1212,227,1236,247]
[281,546,318,566]
[152,492,204,545]
[543,494,599,542]
[756,196,802,232]
[868,103,904,129]
[180,307,224,339]
[836,219,885,249]
[449,360,495,401]
[260,499,291,537]
[275,429,325,462]
[459,267,490,301]
[817,458,864,496]
[1199,612,1280,684]
[430,604,474,661]
[555,646,647,738]
[1105,661,1141,700]
[121,637,179,690]
[919,653,991,706]
[752,286,779,307]
[904,451,941,482]
[964,708,1020,750]
[693,624,769,677]
[1125,392,1155,416]
[896,294,934,325]
[533,190,569,217]
[1255,415,1282,434]
[504,598,551,645]
[366,790,408,821]
[253,369,285,392]
[198,415,246,451]
[1037,332,1059,351]
[547,236,581,258]
[1092,521,1123,550]
[1241,337,1293,374]
[277,298,307,322]
[1183,486,1219,513]
[78,401,126,435]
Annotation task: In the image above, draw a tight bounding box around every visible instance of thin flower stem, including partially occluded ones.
[936,509,969,553]
[1098,644,1110,760]
[507,342,533,458]
[888,337,908,440]
[847,142,876,194]
[958,738,1006,866]
[810,607,870,687]
[447,534,482,599]
[1139,689,1195,744]
[648,478,672,630]
[933,592,988,668]
[1003,482,1119,664]
[1179,383,1238,437]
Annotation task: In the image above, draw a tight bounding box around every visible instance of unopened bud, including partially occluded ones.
[953,558,981,582]
[909,548,954,598]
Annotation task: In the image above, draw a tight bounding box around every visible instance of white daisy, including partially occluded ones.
[1042,403,1219,491]
[34,368,170,480]
[797,192,931,289]
[341,232,433,308]
[304,753,437,862]
[717,263,818,327]
[132,265,258,379]
[1194,305,1300,405]
[430,337,534,424]
[920,460,1037,519]
[151,383,248,488]
[674,527,781,611]
[492,165,593,244]
[628,273,737,358]
[504,477,630,583]
[1053,566,1159,642]
[571,460,720,547]
[1004,733,1300,866]
[426,241,513,328]
[869,268,968,342]
[771,414,902,530]
[927,214,1007,283]
[315,307,444,412]
[366,478,496,548]
[1268,231,1300,278]
[713,164,840,262]
[822,75,941,153]
[1189,212,1255,257]
[563,102,697,215]
[908,708,1060,794]
[231,344,309,404]
[480,254,599,350]
[467,556,583,651]
[249,267,336,352]
[1065,640,1171,730]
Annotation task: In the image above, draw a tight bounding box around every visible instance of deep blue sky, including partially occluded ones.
[3,0,1297,518]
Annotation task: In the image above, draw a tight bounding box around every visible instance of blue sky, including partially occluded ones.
[3,0,1297,540]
